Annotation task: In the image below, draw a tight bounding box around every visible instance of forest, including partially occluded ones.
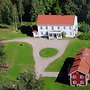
[0,0,90,25]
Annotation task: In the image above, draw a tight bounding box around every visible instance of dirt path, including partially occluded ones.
[2,38,69,77]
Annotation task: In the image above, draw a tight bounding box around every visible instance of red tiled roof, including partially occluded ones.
[33,30,37,32]
[69,48,90,75]
[37,15,75,25]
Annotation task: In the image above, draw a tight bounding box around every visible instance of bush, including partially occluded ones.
[61,31,66,38]
[78,32,90,40]
[79,22,90,32]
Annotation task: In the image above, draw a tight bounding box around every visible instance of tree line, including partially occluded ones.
[0,0,90,25]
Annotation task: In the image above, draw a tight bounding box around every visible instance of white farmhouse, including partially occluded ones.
[33,15,78,39]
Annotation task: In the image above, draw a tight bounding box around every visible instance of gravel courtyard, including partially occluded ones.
[2,38,69,77]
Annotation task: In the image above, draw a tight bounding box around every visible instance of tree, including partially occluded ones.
[64,0,78,15]
[78,31,90,40]
[51,0,62,14]
[1,0,14,25]
[0,41,6,74]
[12,4,19,30]
[0,75,17,90]
[30,0,45,21]
[0,41,5,65]
[18,0,24,24]
[87,1,90,24]
[79,22,90,32]
[18,70,44,90]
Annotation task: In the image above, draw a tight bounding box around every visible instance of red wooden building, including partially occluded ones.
[69,48,90,86]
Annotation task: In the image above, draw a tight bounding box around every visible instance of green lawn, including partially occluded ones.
[0,28,27,40]
[4,42,35,80]
[46,38,90,72]
[43,77,90,90]
[39,48,58,58]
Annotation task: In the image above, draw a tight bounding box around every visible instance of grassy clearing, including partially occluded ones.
[45,38,90,72]
[43,77,90,90]
[4,42,34,80]
[0,28,27,40]
[39,48,58,58]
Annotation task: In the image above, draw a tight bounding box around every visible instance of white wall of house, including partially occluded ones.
[36,16,78,38]
[37,25,76,37]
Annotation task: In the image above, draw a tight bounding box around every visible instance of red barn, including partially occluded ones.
[69,48,90,86]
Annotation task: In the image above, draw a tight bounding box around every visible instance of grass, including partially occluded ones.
[45,38,90,72]
[43,77,90,90]
[0,28,27,40]
[39,48,58,58]
[4,42,35,80]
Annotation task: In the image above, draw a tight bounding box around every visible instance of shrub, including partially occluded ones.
[61,31,66,38]
[78,32,90,40]
[79,22,90,32]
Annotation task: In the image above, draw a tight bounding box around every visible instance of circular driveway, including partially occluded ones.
[2,38,69,77]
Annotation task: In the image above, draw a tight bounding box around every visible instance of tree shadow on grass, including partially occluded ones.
[18,25,34,36]
[0,24,8,29]
[55,57,74,85]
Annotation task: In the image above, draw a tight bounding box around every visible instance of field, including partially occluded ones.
[45,38,90,72]
[0,28,27,40]
[4,42,35,80]
[43,77,90,90]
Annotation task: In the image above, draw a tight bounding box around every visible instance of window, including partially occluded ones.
[40,26,42,29]
[80,81,84,84]
[57,34,60,37]
[49,34,52,37]
[70,32,72,35]
[46,26,48,29]
[58,26,60,29]
[74,29,76,31]
[73,75,76,79]
[69,27,72,29]
[73,80,77,84]
[64,26,66,29]
[80,75,84,79]
[41,31,43,35]
[35,32,37,35]
[52,26,54,30]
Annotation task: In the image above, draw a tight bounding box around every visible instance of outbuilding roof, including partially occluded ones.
[37,15,75,25]
[69,48,90,75]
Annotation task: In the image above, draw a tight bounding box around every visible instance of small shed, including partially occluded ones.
[32,30,38,37]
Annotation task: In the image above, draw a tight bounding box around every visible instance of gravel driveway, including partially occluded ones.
[2,38,69,77]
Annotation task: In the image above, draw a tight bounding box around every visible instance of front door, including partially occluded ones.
[53,34,57,38]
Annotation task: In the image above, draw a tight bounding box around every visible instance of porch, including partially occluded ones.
[48,31,62,40]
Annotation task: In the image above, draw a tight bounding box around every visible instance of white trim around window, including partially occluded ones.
[73,75,76,79]
[73,80,77,84]
[80,80,84,84]
[80,75,84,79]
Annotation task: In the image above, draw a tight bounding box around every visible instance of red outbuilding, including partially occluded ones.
[69,48,90,86]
